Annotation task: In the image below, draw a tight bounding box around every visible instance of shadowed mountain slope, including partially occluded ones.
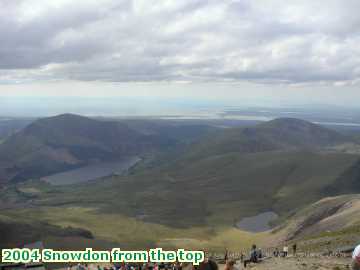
[185,118,351,159]
[0,114,175,183]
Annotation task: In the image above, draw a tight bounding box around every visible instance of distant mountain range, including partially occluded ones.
[0,115,353,184]
[1,114,360,250]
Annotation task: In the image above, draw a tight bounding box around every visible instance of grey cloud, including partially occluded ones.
[0,0,359,85]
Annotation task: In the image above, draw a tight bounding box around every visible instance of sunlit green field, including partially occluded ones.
[0,205,267,251]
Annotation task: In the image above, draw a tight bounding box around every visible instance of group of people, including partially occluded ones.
[273,243,297,257]
[69,262,183,270]
[67,243,360,270]
[221,242,360,270]
[237,242,300,268]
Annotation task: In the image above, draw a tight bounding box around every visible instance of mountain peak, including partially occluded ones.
[36,113,93,123]
[253,117,348,147]
[260,117,317,128]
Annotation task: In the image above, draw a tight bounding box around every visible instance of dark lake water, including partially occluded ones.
[236,211,279,232]
[42,156,141,185]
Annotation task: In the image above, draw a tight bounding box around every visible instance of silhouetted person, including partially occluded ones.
[292,243,297,256]
[224,249,228,262]
[240,252,245,263]
[273,248,280,257]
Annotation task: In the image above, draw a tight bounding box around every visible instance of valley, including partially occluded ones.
[3,2,360,269]
[0,114,360,255]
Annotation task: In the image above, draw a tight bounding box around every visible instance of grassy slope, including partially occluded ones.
[1,150,357,250]
[0,206,266,251]
[15,151,358,224]
[1,118,359,250]
[268,194,360,252]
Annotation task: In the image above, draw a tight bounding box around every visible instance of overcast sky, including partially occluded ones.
[0,0,360,108]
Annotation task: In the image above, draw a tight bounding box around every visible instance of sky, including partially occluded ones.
[0,0,360,111]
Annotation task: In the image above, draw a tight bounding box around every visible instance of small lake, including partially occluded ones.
[42,156,141,186]
[236,211,279,233]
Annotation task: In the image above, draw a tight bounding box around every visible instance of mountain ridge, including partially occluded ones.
[181,117,352,160]
[0,114,174,183]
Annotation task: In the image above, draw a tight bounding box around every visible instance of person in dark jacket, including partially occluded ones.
[243,245,258,268]
[292,243,297,256]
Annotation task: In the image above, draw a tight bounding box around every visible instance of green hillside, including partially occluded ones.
[0,114,180,183]
[269,194,360,252]
[1,151,357,249]
[1,117,360,250]
[184,118,351,159]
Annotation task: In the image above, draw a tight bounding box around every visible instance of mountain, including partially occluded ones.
[268,194,360,252]
[0,114,175,183]
[91,118,357,227]
[0,219,93,249]
[1,117,359,249]
[185,118,351,159]
[278,194,360,240]
[324,158,360,195]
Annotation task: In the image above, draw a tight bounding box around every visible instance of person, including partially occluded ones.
[273,248,280,257]
[243,244,258,268]
[257,248,262,259]
[292,243,297,256]
[120,263,126,270]
[173,261,182,270]
[224,249,228,262]
[240,252,245,263]
[352,244,360,270]
[283,245,288,257]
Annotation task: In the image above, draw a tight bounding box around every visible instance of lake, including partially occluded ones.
[42,156,141,185]
[236,211,279,232]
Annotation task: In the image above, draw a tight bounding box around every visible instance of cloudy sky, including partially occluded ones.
[0,0,360,108]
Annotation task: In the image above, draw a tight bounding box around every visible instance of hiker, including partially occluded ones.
[240,252,245,263]
[283,245,289,257]
[352,244,360,270]
[120,263,126,270]
[243,244,258,268]
[273,248,280,257]
[224,249,228,262]
[292,243,297,256]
